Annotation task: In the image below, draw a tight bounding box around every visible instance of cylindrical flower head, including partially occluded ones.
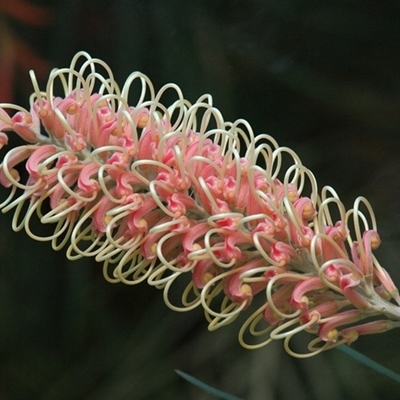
[1,52,400,357]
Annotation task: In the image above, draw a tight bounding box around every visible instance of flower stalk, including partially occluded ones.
[1,51,400,357]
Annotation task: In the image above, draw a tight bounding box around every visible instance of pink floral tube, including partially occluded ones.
[0,52,399,357]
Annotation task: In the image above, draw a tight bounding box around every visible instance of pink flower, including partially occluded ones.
[1,52,400,357]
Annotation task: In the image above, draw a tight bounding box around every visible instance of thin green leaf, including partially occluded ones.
[175,370,244,400]
[338,345,400,384]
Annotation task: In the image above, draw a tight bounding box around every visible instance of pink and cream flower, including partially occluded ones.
[1,52,399,357]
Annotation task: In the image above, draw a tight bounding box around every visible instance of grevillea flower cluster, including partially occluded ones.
[1,52,400,357]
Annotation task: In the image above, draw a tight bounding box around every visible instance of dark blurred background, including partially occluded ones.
[1,1,400,399]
